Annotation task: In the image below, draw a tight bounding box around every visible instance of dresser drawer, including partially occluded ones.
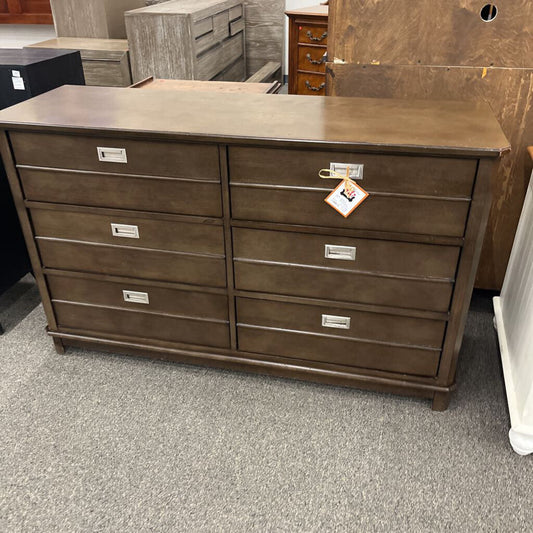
[53,301,230,349]
[20,167,222,217]
[298,25,328,45]
[233,227,459,280]
[10,132,220,180]
[37,240,226,287]
[231,186,469,237]
[298,46,327,73]
[237,298,446,349]
[47,274,228,321]
[297,72,326,95]
[229,147,476,197]
[31,208,225,255]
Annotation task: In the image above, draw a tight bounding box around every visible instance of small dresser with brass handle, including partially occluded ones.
[0,86,509,410]
[286,5,328,95]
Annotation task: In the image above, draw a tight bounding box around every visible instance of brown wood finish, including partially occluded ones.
[19,168,222,217]
[286,5,328,95]
[37,239,227,288]
[30,207,225,255]
[53,301,230,349]
[130,77,280,94]
[47,274,229,320]
[328,0,533,68]
[229,146,477,197]
[0,0,52,24]
[326,62,531,289]
[0,86,508,409]
[230,186,471,237]
[233,227,460,280]
[236,297,446,348]
[11,132,220,180]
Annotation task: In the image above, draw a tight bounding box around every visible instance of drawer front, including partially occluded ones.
[234,261,453,312]
[231,186,469,237]
[10,132,220,180]
[195,10,230,55]
[82,59,132,87]
[297,72,326,95]
[238,327,439,376]
[47,274,228,321]
[298,24,328,45]
[20,168,222,217]
[229,147,477,197]
[196,33,243,80]
[54,301,230,349]
[37,240,226,287]
[237,298,446,349]
[233,227,460,280]
[31,208,225,255]
[298,45,327,73]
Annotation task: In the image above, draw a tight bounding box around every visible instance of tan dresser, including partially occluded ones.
[286,5,328,95]
[125,0,246,83]
[0,86,509,410]
[26,38,132,87]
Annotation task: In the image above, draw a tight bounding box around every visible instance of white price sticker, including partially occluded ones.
[12,77,25,90]
[324,179,369,218]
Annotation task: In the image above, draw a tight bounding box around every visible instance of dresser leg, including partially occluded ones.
[53,337,66,355]
[432,391,451,411]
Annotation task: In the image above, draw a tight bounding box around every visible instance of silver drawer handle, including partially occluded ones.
[111,223,139,239]
[330,162,364,180]
[123,290,149,304]
[324,244,356,261]
[322,314,351,329]
[97,146,127,163]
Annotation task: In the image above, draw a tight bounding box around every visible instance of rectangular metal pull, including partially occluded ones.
[97,146,127,163]
[330,162,364,180]
[322,314,351,329]
[324,244,356,261]
[123,290,149,304]
[111,223,139,239]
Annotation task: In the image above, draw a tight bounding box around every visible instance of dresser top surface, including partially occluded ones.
[26,38,129,52]
[0,48,79,66]
[0,86,509,156]
[125,0,240,17]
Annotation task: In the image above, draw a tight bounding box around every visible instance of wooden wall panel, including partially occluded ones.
[329,0,533,68]
[327,63,533,289]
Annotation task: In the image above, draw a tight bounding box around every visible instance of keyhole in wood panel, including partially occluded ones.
[480,4,498,22]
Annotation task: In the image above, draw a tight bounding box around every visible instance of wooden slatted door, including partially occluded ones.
[0,0,53,24]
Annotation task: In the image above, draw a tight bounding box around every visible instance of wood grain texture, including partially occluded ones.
[50,0,145,38]
[328,0,533,68]
[244,0,284,79]
[0,0,52,24]
[130,77,279,94]
[327,63,532,289]
[125,0,245,82]
[0,86,509,157]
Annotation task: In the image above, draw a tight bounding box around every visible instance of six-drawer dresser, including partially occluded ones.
[0,86,509,409]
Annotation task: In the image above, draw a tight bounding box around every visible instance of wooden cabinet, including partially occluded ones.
[125,0,246,83]
[286,5,328,95]
[0,86,509,409]
[0,0,52,24]
[27,38,132,87]
[50,0,145,39]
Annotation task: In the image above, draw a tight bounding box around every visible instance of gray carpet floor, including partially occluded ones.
[0,279,532,532]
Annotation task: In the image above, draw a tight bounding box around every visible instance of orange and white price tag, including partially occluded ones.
[319,168,369,218]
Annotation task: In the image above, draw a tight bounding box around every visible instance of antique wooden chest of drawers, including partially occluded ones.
[0,86,509,409]
[286,5,328,95]
[27,38,132,87]
[125,0,246,83]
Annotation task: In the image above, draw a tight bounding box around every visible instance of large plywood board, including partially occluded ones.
[328,0,533,68]
[327,63,533,289]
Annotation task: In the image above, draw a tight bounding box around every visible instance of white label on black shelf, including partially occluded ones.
[12,77,25,91]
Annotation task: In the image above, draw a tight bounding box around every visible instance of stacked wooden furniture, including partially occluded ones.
[0,86,508,409]
[50,0,145,39]
[286,5,328,95]
[125,0,246,83]
[130,76,281,94]
[27,38,132,87]
[0,0,52,24]
[326,0,533,289]
[0,49,84,334]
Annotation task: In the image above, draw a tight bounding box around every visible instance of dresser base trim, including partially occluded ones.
[48,329,455,408]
